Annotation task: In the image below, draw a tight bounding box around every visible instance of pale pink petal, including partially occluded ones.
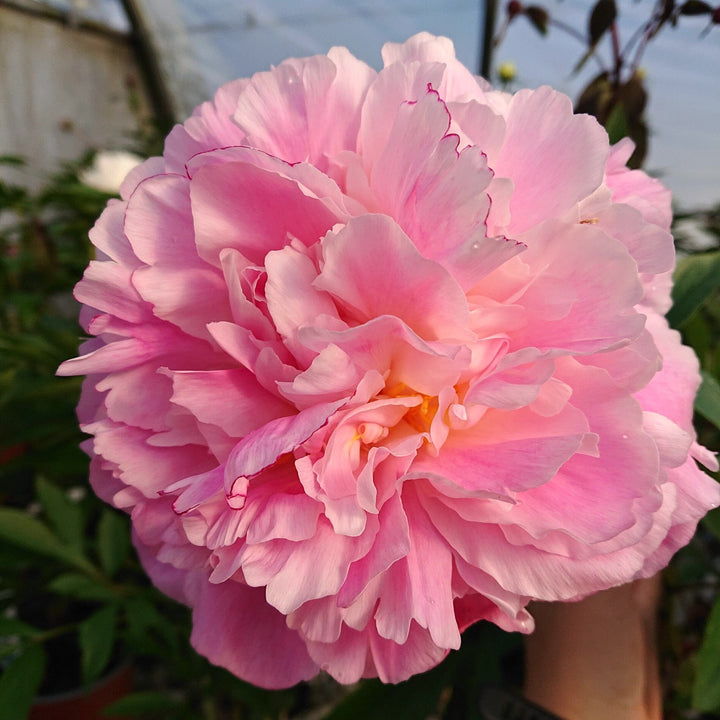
[277,345,362,409]
[87,199,141,267]
[490,86,609,234]
[305,626,370,684]
[374,488,460,650]
[163,78,249,174]
[606,139,672,230]
[510,220,645,354]
[358,59,446,173]
[74,260,152,324]
[133,530,190,604]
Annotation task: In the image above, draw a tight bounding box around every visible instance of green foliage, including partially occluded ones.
[604,102,630,145]
[0,643,46,720]
[692,596,720,711]
[323,624,520,720]
[103,691,184,717]
[98,509,132,579]
[696,372,720,429]
[664,209,720,720]
[79,606,119,684]
[0,507,93,573]
[668,250,720,328]
[36,475,85,552]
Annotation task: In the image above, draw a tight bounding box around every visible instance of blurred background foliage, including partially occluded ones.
[0,1,719,718]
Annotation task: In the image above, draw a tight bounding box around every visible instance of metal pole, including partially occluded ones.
[480,0,498,80]
[119,0,176,134]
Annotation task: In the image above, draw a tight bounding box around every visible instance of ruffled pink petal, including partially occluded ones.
[169,368,291,439]
[188,577,318,689]
[74,260,152,325]
[163,78,249,174]
[60,34,720,691]
[233,51,375,168]
[509,220,645,354]
[190,159,341,268]
[297,315,469,396]
[368,621,450,684]
[96,363,173,432]
[381,32,488,100]
[224,400,346,503]
[316,214,470,341]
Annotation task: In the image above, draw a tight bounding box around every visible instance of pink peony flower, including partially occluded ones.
[59,33,720,688]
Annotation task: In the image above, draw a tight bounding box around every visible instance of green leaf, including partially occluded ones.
[0,617,40,639]
[702,507,720,542]
[36,476,84,552]
[0,508,59,554]
[668,250,720,328]
[573,48,595,75]
[319,630,488,720]
[79,605,118,685]
[692,596,720,711]
[0,155,25,166]
[124,596,180,656]
[49,573,118,602]
[605,103,630,145]
[98,509,130,579]
[323,677,446,720]
[0,508,91,572]
[0,643,46,720]
[102,691,181,716]
[695,371,720,429]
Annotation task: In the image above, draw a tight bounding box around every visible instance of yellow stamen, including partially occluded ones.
[404,394,439,434]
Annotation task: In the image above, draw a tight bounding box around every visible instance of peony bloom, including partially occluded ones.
[59,33,720,687]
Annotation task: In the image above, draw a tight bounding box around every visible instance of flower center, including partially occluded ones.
[404,394,439,434]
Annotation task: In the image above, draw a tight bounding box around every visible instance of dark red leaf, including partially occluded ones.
[575,72,612,122]
[507,0,524,18]
[678,0,713,14]
[589,0,617,46]
[617,73,648,123]
[661,0,676,20]
[525,5,550,35]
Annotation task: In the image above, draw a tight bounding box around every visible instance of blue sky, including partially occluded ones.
[179,0,720,210]
[61,0,720,209]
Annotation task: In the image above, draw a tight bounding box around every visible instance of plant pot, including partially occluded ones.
[29,663,133,720]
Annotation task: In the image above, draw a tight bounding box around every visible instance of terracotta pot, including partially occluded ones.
[29,664,133,720]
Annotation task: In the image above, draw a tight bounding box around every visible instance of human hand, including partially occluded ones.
[523,576,663,720]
